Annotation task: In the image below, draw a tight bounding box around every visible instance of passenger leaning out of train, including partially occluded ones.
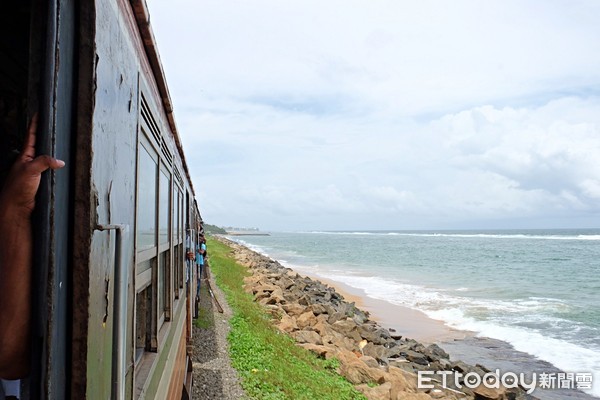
[0,114,65,379]
[196,236,206,290]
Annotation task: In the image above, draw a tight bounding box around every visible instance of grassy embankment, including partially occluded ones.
[206,237,366,400]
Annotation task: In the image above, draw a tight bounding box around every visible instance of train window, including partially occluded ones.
[174,188,180,243]
[158,167,171,325]
[173,189,181,298]
[136,144,158,251]
[158,168,170,245]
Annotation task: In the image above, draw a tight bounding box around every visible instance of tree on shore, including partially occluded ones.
[204,224,227,234]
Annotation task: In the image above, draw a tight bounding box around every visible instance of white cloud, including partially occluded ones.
[147,0,600,230]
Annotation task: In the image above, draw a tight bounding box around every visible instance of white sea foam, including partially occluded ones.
[304,231,600,241]
[309,271,600,397]
[436,314,600,397]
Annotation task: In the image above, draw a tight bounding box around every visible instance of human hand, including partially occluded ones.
[0,114,65,216]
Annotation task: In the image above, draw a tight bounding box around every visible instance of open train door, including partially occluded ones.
[5,0,77,398]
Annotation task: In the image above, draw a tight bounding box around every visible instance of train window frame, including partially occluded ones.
[136,133,160,266]
[134,96,164,371]
[134,137,160,358]
[173,186,183,299]
[157,164,172,326]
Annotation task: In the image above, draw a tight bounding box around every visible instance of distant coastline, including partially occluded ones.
[226,231,271,236]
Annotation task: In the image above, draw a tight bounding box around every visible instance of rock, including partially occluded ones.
[243,275,262,287]
[298,295,311,306]
[277,314,298,333]
[331,318,359,336]
[385,342,410,359]
[335,348,360,365]
[263,304,281,316]
[292,330,323,345]
[353,308,370,325]
[473,383,506,400]
[327,310,346,324]
[296,311,318,329]
[253,283,279,294]
[451,361,471,374]
[282,303,306,317]
[307,303,329,315]
[385,366,417,392]
[359,325,393,345]
[270,287,286,304]
[363,342,388,361]
[278,277,295,290]
[404,350,429,366]
[298,343,334,359]
[355,382,392,400]
[360,356,380,368]
[339,359,386,385]
[425,344,449,361]
[329,335,359,352]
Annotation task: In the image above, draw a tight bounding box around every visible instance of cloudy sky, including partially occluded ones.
[146,0,600,231]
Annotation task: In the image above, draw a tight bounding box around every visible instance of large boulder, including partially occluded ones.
[355,382,393,400]
[404,350,429,366]
[331,319,362,341]
[292,330,323,345]
[282,303,306,317]
[307,303,329,315]
[277,314,298,333]
[472,383,506,400]
[385,366,418,393]
[296,311,318,329]
[425,344,449,361]
[339,359,386,385]
[363,342,388,361]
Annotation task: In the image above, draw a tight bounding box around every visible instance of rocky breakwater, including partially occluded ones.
[218,237,532,400]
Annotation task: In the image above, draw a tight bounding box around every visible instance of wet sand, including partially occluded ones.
[298,272,472,344]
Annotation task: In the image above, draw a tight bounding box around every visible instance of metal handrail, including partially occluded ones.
[96,224,129,400]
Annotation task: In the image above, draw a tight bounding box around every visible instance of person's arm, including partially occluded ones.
[0,115,64,379]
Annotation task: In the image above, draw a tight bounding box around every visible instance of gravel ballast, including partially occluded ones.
[191,265,246,399]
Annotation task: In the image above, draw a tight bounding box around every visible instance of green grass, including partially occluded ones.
[206,237,366,400]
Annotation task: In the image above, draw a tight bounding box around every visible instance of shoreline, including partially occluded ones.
[298,272,472,345]
[279,271,598,399]
[220,234,599,400]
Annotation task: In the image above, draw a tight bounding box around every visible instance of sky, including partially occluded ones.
[146,0,600,231]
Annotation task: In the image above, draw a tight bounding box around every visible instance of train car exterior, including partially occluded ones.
[1,0,201,399]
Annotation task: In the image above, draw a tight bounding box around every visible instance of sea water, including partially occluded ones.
[227,229,600,398]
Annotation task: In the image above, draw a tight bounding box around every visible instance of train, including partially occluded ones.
[1,0,203,398]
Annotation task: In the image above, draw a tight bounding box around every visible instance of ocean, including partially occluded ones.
[227,229,600,398]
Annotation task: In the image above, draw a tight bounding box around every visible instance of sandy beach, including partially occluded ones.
[302,273,471,344]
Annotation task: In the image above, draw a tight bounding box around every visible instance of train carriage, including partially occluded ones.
[0,0,201,398]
